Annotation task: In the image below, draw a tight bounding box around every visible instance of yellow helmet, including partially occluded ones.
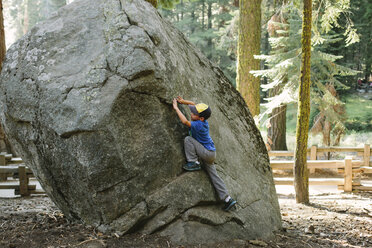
[189,103,211,119]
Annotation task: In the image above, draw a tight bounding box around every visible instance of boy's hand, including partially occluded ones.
[176,96,195,106]
[172,98,179,110]
[173,98,191,127]
[176,96,185,104]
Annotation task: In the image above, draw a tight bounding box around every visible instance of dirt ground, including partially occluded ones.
[0,190,371,248]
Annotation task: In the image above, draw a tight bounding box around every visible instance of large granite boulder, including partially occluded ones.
[0,0,281,244]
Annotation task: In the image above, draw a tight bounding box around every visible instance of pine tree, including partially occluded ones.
[294,0,312,204]
[335,0,371,82]
[310,83,346,147]
[237,0,262,117]
[159,0,237,84]
[251,3,358,149]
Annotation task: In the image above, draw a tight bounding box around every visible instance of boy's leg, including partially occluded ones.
[184,137,230,201]
[203,163,229,201]
[184,137,236,210]
[184,136,199,163]
[183,136,202,171]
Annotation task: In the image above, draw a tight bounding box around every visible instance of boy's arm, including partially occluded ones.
[173,99,191,127]
[177,96,195,105]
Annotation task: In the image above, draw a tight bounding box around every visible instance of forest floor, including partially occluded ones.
[0,187,371,248]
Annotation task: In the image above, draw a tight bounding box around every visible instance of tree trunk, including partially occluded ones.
[207,2,212,59]
[0,0,13,154]
[180,0,183,20]
[267,13,289,151]
[202,0,205,30]
[0,0,7,153]
[267,104,288,150]
[145,0,157,8]
[323,120,331,160]
[0,0,5,68]
[365,39,372,79]
[191,10,195,33]
[294,0,312,204]
[207,2,212,29]
[237,0,261,117]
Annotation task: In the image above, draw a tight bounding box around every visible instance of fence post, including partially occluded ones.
[309,145,317,173]
[19,165,29,196]
[0,154,6,181]
[364,144,370,167]
[0,154,5,166]
[344,157,352,192]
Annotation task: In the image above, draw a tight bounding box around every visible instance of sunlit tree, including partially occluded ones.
[294,0,312,204]
[237,0,261,117]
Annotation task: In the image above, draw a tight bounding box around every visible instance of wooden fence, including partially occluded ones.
[0,153,44,196]
[269,144,372,192]
[1,144,371,196]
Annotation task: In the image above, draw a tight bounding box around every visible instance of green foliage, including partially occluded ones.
[251,3,358,145]
[333,0,372,80]
[313,0,359,46]
[159,0,180,10]
[342,94,372,131]
[159,0,238,85]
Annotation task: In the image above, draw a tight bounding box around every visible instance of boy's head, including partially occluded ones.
[189,103,211,121]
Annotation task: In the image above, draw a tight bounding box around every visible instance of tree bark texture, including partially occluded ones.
[207,2,212,59]
[191,10,195,33]
[294,0,312,204]
[267,104,288,150]
[237,0,261,117]
[0,0,5,70]
[0,0,11,154]
[202,0,205,30]
[266,14,289,151]
[145,0,157,8]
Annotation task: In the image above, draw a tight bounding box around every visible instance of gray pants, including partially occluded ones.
[184,136,229,201]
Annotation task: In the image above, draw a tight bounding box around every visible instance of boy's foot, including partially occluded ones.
[183,161,201,171]
[222,198,237,211]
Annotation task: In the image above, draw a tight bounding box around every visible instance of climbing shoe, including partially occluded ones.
[222,198,237,211]
[183,161,201,171]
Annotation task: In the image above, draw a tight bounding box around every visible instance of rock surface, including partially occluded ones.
[0,0,281,244]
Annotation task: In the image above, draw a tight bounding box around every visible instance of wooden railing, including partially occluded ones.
[269,144,372,192]
[0,153,44,196]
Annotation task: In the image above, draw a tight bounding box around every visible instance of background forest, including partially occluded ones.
[3,0,372,150]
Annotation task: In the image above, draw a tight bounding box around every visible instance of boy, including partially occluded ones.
[172,96,237,211]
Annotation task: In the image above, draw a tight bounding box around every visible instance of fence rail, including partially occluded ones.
[269,144,371,165]
[1,144,371,196]
[0,153,44,196]
[270,144,371,192]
